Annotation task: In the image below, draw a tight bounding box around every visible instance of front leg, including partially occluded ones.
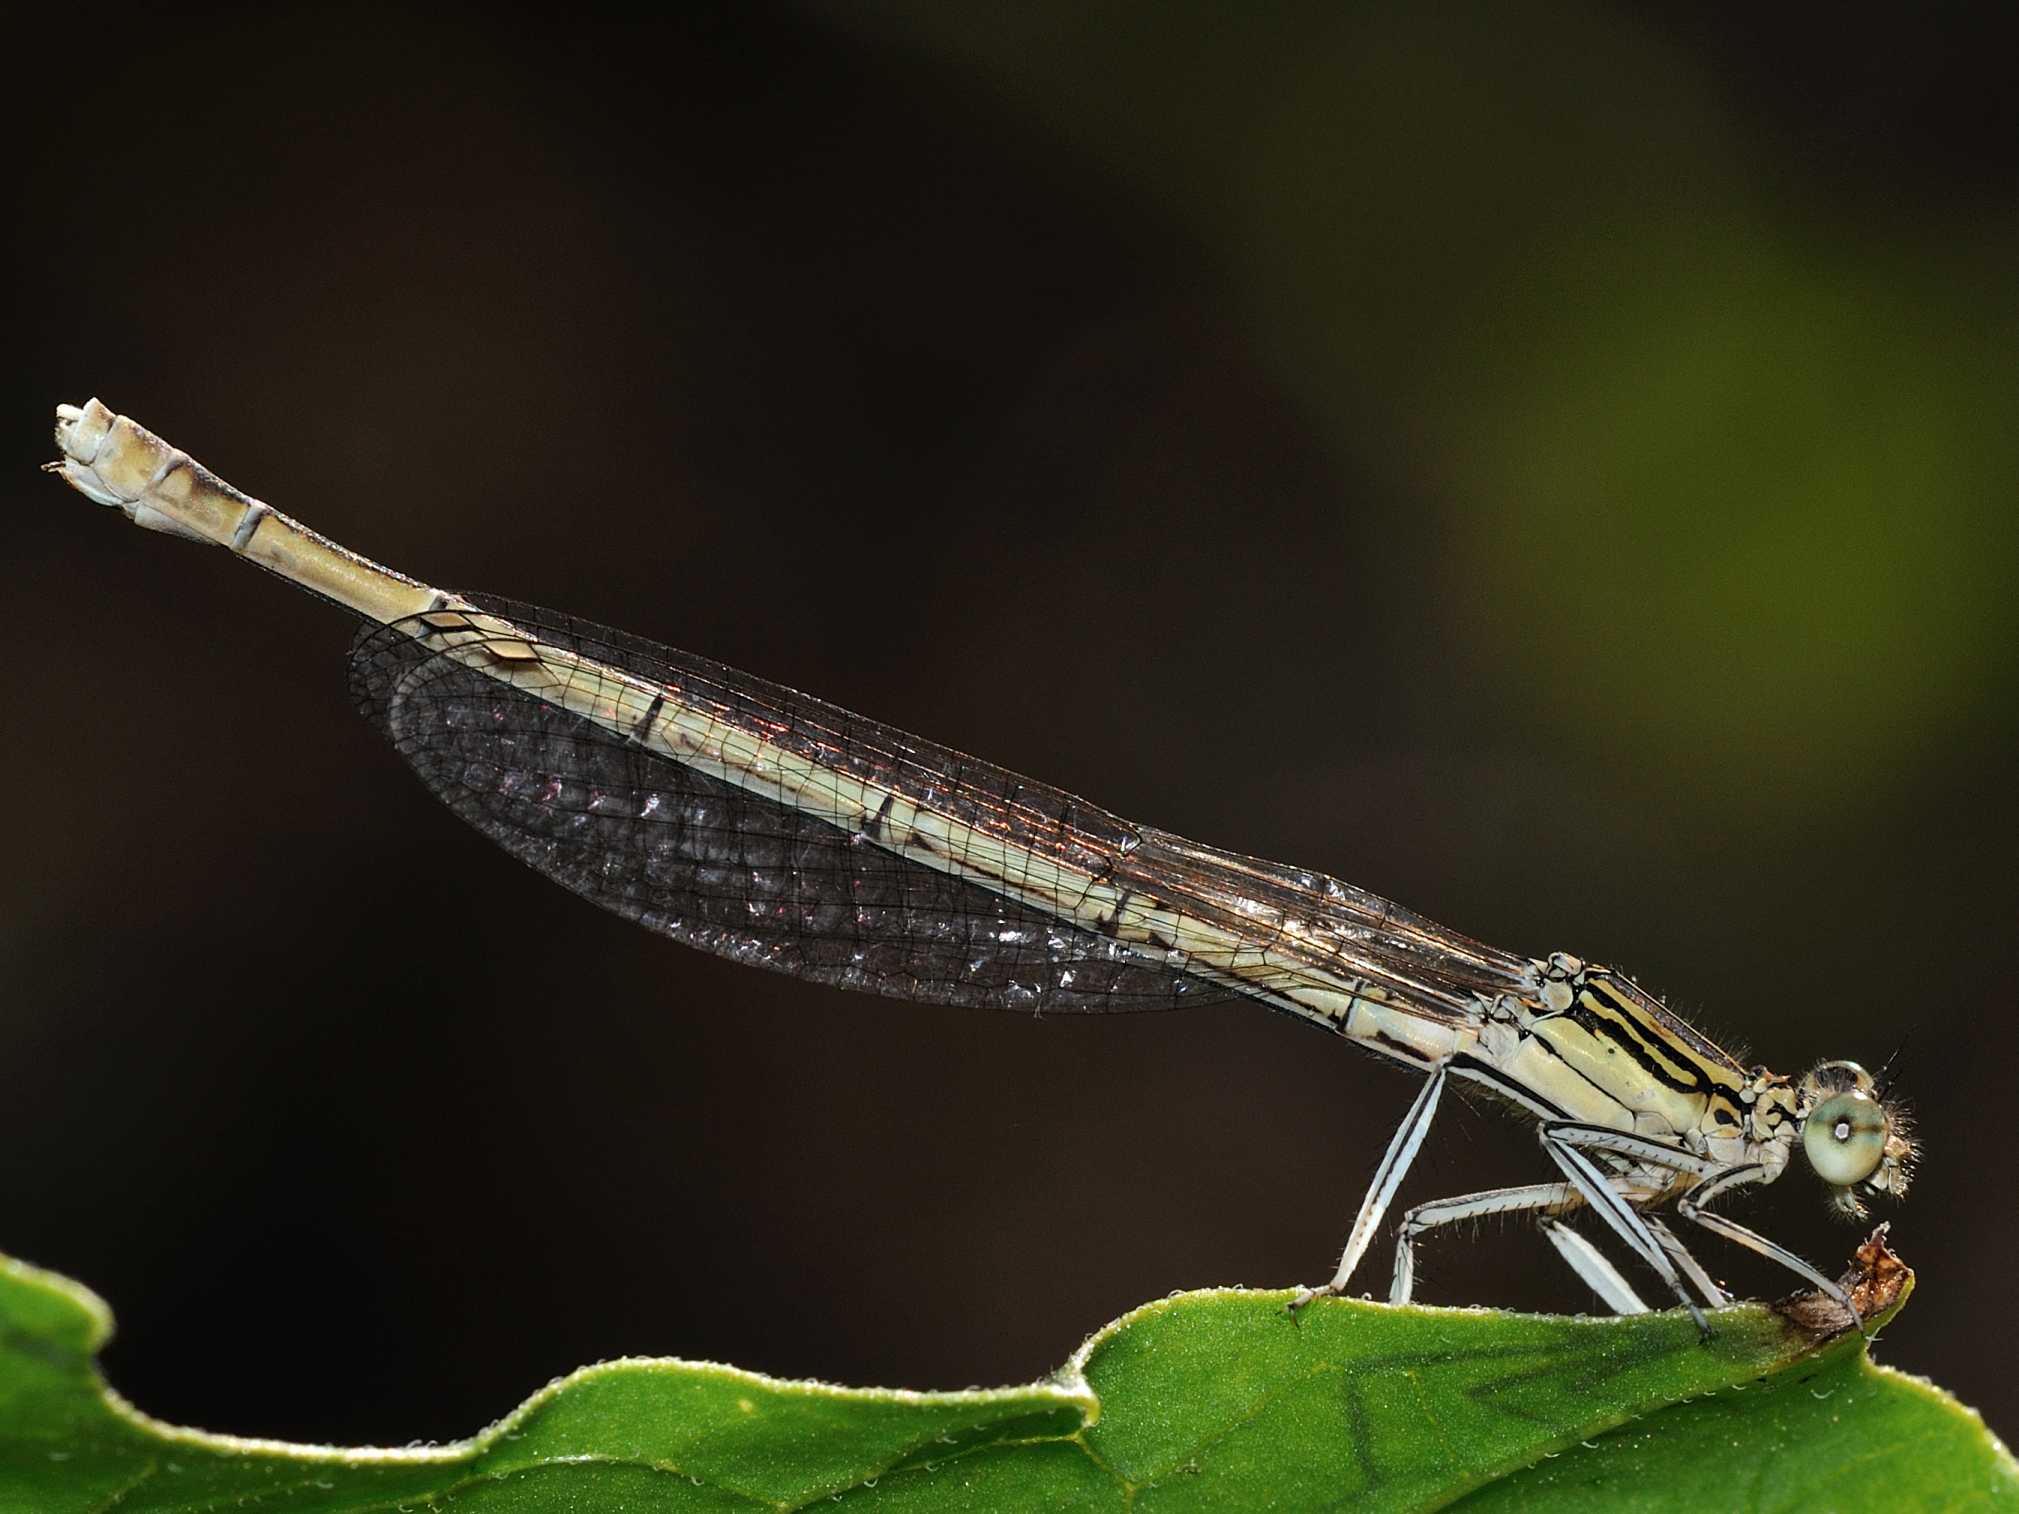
[1677,1163,1862,1329]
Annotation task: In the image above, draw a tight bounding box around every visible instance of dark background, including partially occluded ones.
[7,2,2016,1451]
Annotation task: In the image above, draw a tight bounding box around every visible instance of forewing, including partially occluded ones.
[350,597,1533,1023]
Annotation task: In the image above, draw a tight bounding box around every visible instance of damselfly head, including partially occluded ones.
[1797,1060,1915,1218]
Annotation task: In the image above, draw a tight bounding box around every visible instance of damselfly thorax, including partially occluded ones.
[47,398,1916,1337]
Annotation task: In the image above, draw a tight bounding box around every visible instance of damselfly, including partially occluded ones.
[48,399,1915,1334]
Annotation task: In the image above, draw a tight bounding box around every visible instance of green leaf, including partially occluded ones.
[1,1241,2010,1512]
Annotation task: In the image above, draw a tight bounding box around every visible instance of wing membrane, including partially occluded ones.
[350,597,1532,1023]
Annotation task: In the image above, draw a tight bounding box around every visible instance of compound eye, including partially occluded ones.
[1803,1090,1887,1186]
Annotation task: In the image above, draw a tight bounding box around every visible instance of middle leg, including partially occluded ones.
[1389,1181,1577,1305]
[1538,1122,1716,1336]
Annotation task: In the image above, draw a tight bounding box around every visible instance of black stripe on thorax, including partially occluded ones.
[1564,976,1734,1099]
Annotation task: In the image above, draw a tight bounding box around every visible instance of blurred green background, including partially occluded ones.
[7,0,2015,1454]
